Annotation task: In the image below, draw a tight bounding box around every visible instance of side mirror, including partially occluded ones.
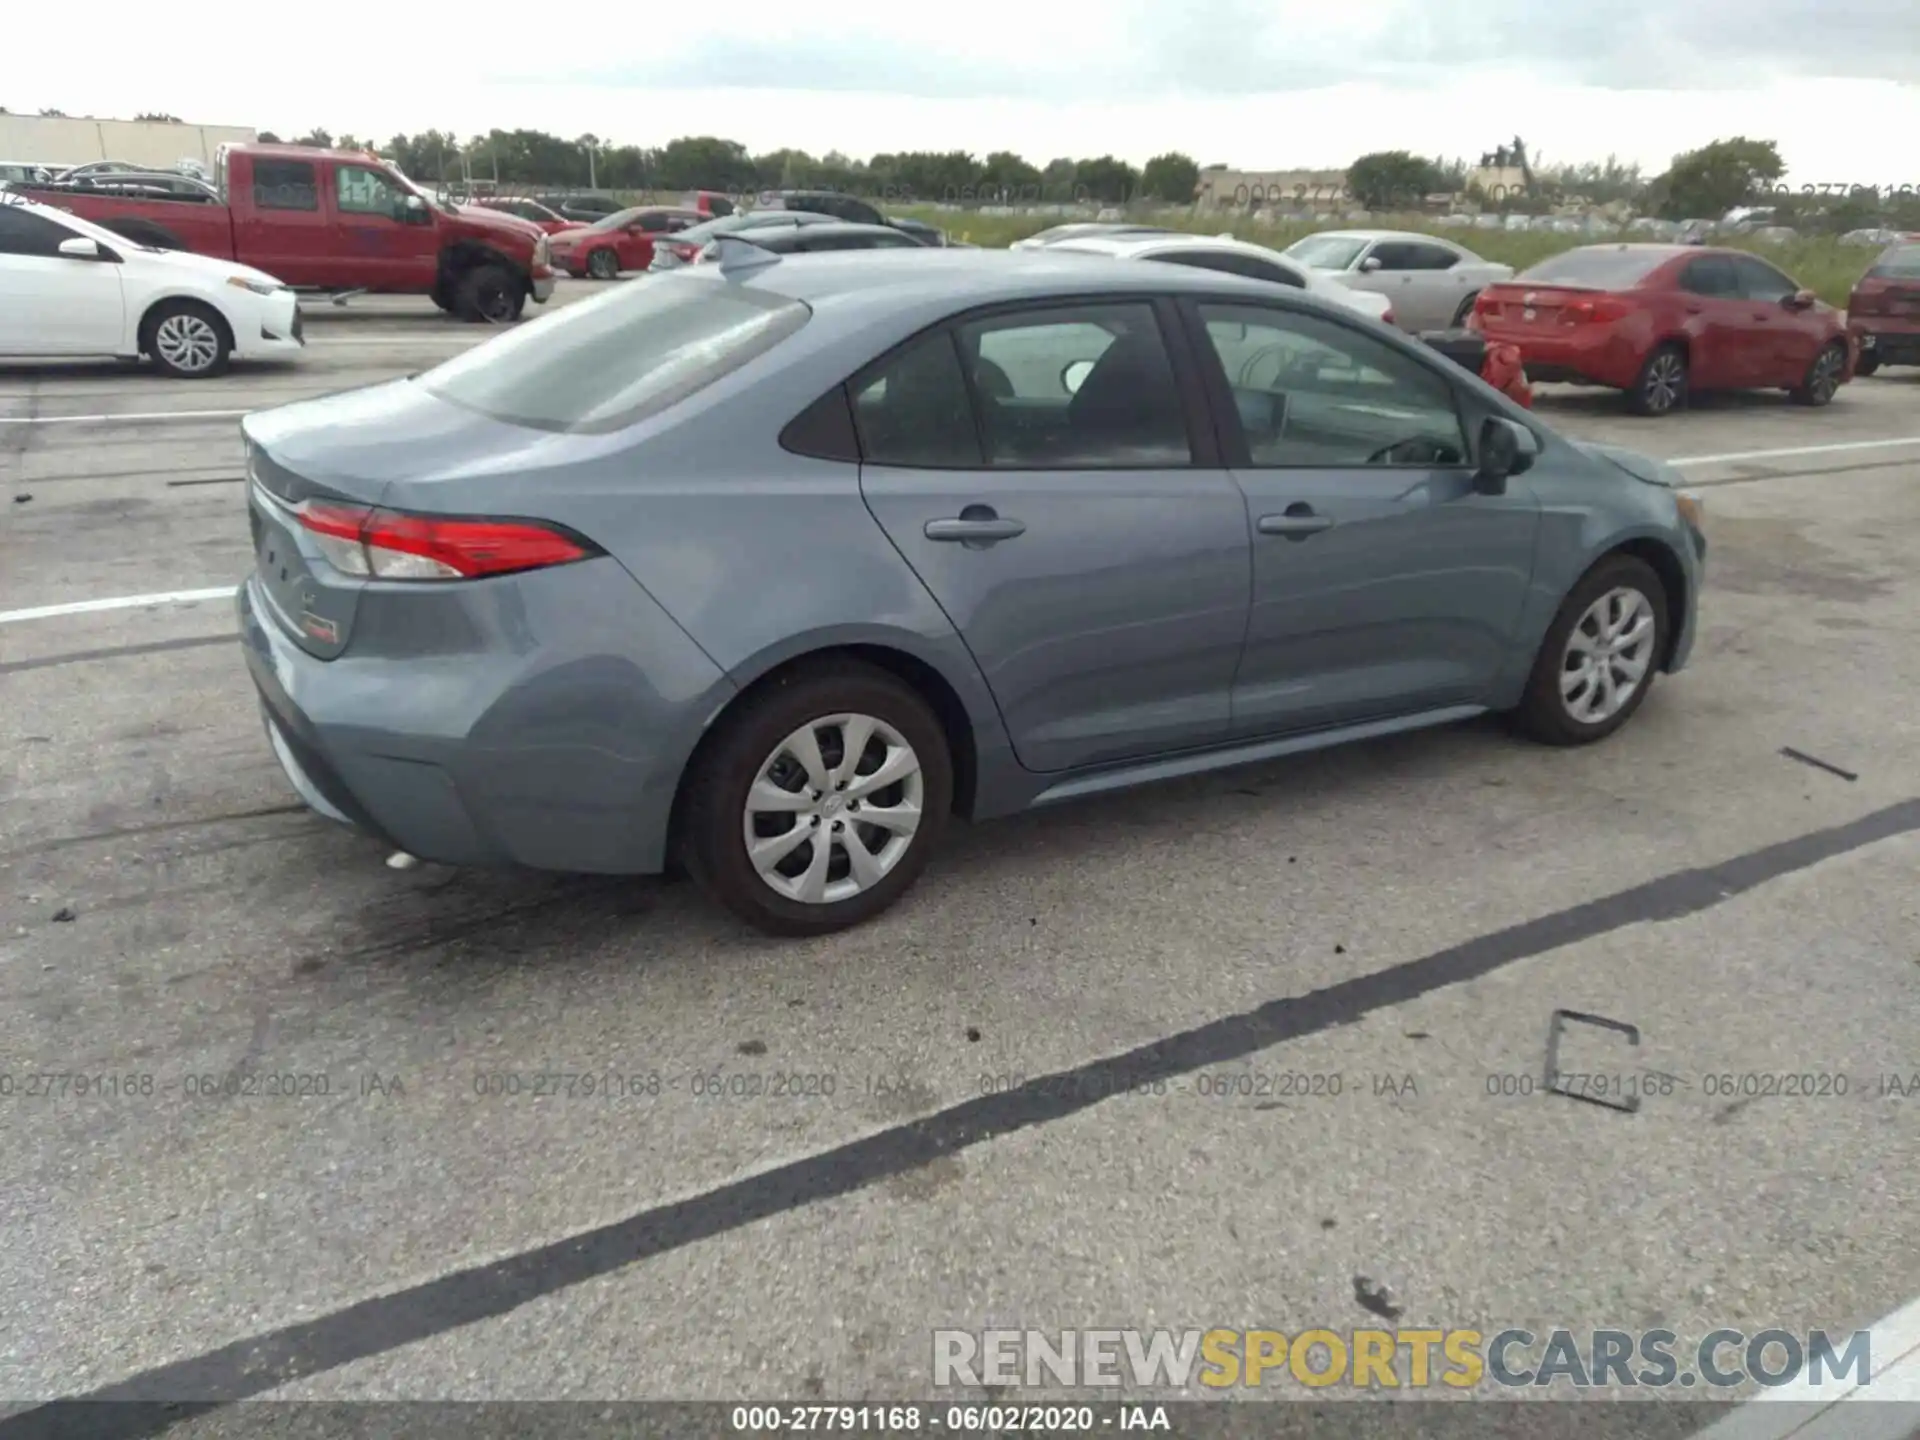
[1359,256,1384,273]
[1475,416,1535,493]
[1062,359,1094,395]
[400,193,428,223]
[1784,289,1816,310]
[57,236,102,260]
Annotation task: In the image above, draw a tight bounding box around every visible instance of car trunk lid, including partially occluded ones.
[1474,283,1610,327]
[1850,274,1920,324]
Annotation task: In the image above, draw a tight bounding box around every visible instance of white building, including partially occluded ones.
[0,113,257,171]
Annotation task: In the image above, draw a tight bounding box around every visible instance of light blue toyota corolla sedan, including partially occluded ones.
[237,242,1706,935]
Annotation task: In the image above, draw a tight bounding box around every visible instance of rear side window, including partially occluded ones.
[1520,248,1671,289]
[251,159,319,212]
[1869,244,1920,279]
[420,275,810,434]
[1680,256,1740,297]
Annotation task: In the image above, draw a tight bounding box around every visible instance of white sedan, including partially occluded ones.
[0,194,304,377]
[1042,232,1399,325]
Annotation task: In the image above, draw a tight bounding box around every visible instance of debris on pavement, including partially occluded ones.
[1354,1275,1404,1320]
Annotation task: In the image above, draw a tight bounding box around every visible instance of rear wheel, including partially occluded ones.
[1512,555,1669,746]
[586,248,619,279]
[143,300,231,379]
[453,263,525,324]
[1627,343,1687,416]
[1790,340,1846,406]
[1854,353,1880,377]
[1450,292,1480,327]
[680,661,952,936]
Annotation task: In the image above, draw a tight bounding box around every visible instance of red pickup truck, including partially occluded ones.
[14,143,555,323]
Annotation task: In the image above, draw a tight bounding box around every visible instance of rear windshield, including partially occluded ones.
[1868,244,1920,279]
[1518,248,1672,288]
[420,276,810,434]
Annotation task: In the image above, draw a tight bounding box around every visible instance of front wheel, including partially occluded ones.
[680,662,953,936]
[143,300,231,378]
[1790,340,1846,406]
[453,263,526,324]
[1512,555,1670,746]
[1627,343,1687,416]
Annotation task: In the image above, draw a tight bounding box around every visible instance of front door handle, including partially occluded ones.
[1257,505,1334,539]
[925,512,1026,543]
[1684,303,1703,314]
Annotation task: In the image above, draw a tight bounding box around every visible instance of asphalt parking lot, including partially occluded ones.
[2,279,1918,1434]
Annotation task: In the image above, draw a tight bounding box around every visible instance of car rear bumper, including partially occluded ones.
[236,562,733,875]
[1474,323,1642,389]
[1850,322,1920,364]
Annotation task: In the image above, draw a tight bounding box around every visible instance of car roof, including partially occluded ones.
[1053,232,1298,263]
[712,246,1355,311]
[750,222,917,243]
[1304,229,1461,246]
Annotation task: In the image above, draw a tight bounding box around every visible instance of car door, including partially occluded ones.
[1178,298,1541,736]
[851,299,1252,773]
[0,204,126,355]
[235,156,331,286]
[1675,255,1760,388]
[329,162,438,289]
[1368,241,1466,331]
[1731,253,1822,380]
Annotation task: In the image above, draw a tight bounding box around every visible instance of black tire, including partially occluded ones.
[1450,292,1480,327]
[1790,340,1846,406]
[141,299,232,379]
[1854,353,1880,377]
[1626,343,1688,416]
[1512,554,1670,747]
[680,660,953,937]
[586,248,619,279]
[452,263,526,324]
[430,284,454,314]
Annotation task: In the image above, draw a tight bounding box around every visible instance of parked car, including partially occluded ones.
[0,193,303,377]
[756,189,886,226]
[236,246,1704,935]
[886,216,955,247]
[548,205,702,278]
[685,190,738,219]
[1283,230,1516,331]
[34,170,220,211]
[1848,239,1920,376]
[0,161,57,188]
[1009,222,1180,251]
[1468,244,1853,415]
[531,191,626,223]
[55,160,146,181]
[647,211,844,271]
[1044,231,1397,324]
[698,222,926,258]
[472,196,576,234]
[13,143,556,322]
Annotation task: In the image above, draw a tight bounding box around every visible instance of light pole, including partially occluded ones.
[582,143,598,190]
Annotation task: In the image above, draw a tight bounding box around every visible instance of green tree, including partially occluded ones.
[256,130,280,143]
[1652,137,1784,221]
[39,108,66,117]
[1139,152,1200,204]
[653,135,756,191]
[134,112,182,123]
[1345,150,1441,212]
[289,129,333,149]
[1074,155,1140,203]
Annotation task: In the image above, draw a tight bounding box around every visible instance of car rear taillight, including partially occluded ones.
[294,501,595,581]
[1562,296,1633,324]
[1474,292,1502,314]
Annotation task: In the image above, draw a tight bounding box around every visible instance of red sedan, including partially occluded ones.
[547,206,701,279]
[1469,244,1853,415]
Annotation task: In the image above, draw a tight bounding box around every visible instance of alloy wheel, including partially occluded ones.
[742,714,924,905]
[1560,587,1657,724]
[154,313,220,373]
[1809,345,1843,403]
[1642,352,1684,413]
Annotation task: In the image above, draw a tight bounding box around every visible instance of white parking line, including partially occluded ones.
[1672,437,1920,466]
[0,587,236,625]
[0,409,248,426]
[1689,1292,1920,1439]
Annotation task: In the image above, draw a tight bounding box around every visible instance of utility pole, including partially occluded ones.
[584,144,597,190]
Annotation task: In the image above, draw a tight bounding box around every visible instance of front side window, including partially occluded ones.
[420,273,810,434]
[1732,255,1798,302]
[0,205,77,257]
[1285,235,1368,270]
[336,165,405,218]
[1401,242,1461,271]
[1195,302,1467,468]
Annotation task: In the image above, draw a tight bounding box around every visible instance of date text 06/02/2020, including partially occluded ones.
[730,1405,1170,1432]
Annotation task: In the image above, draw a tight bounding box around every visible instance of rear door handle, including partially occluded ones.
[1257,507,1335,539]
[1684,303,1704,314]
[925,515,1026,543]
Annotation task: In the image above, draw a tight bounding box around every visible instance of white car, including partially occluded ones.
[1043,232,1399,324]
[1282,229,1516,332]
[0,194,304,378]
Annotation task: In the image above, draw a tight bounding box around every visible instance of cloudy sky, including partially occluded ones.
[9,0,1919,179]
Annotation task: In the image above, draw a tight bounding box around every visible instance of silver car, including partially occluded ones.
[1285,229,1516,331]
[239,247,1705,936]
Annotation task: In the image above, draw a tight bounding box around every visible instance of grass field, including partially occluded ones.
[893,207,1881,307]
